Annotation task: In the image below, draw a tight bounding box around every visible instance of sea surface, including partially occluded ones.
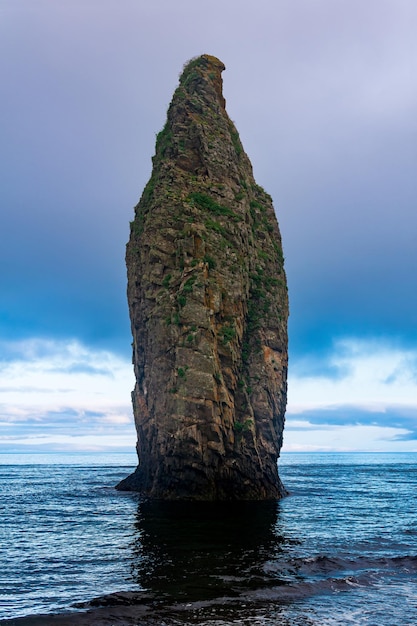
[1,452,416,625]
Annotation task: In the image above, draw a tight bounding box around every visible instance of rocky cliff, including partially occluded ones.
[117,55,288,500]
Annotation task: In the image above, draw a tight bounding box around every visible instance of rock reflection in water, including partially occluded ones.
[130,500,286,601]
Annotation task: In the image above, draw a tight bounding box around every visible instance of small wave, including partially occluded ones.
[246,573,370,603]
[265,553,417,580]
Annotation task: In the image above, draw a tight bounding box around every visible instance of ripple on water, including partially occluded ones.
[1,452,417,624]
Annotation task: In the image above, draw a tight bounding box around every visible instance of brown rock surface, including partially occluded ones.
[117,55,288,499]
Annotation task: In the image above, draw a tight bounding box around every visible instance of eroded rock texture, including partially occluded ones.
[117,55,288,500]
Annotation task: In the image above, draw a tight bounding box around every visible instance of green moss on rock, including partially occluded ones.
[118,55,288,501]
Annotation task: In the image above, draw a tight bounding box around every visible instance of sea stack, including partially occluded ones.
[117,55,288,500]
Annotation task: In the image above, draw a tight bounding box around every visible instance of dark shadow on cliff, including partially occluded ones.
[129,499,291,602]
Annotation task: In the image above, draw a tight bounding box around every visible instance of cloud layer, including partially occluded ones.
[1,0,416,359]
[1,1,416,452]
[285,338,417,451]
[1,337,416,453]
[0,339,135,452]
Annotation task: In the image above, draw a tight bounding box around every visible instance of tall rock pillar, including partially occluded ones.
[117,55,289,500]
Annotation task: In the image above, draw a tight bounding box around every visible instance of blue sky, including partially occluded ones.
[1,0,416,453]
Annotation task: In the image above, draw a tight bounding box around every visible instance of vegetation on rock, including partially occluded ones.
[117,54,289,500]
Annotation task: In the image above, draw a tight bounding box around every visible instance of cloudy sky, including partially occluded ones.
[1,0,416,453]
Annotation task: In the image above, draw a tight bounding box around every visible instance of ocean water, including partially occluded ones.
[1,452,416,625]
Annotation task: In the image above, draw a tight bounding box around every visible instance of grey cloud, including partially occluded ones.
[0,407,133,441]
[0,387,63,394]
[287,405,417,440]
[0,0,416,359]
[0,442,134,454]
[48,364,114,377]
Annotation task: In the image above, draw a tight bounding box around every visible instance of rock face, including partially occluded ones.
[117,55,288,500]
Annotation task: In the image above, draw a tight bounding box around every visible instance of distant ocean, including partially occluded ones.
[1,452,416,625]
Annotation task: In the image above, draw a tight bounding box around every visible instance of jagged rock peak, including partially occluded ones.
[180,54,226,108]
[117,54,289,500]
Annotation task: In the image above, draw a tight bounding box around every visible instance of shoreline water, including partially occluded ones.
[3,583,353,626]
[0,589,316,626]
[0,591,163,626]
